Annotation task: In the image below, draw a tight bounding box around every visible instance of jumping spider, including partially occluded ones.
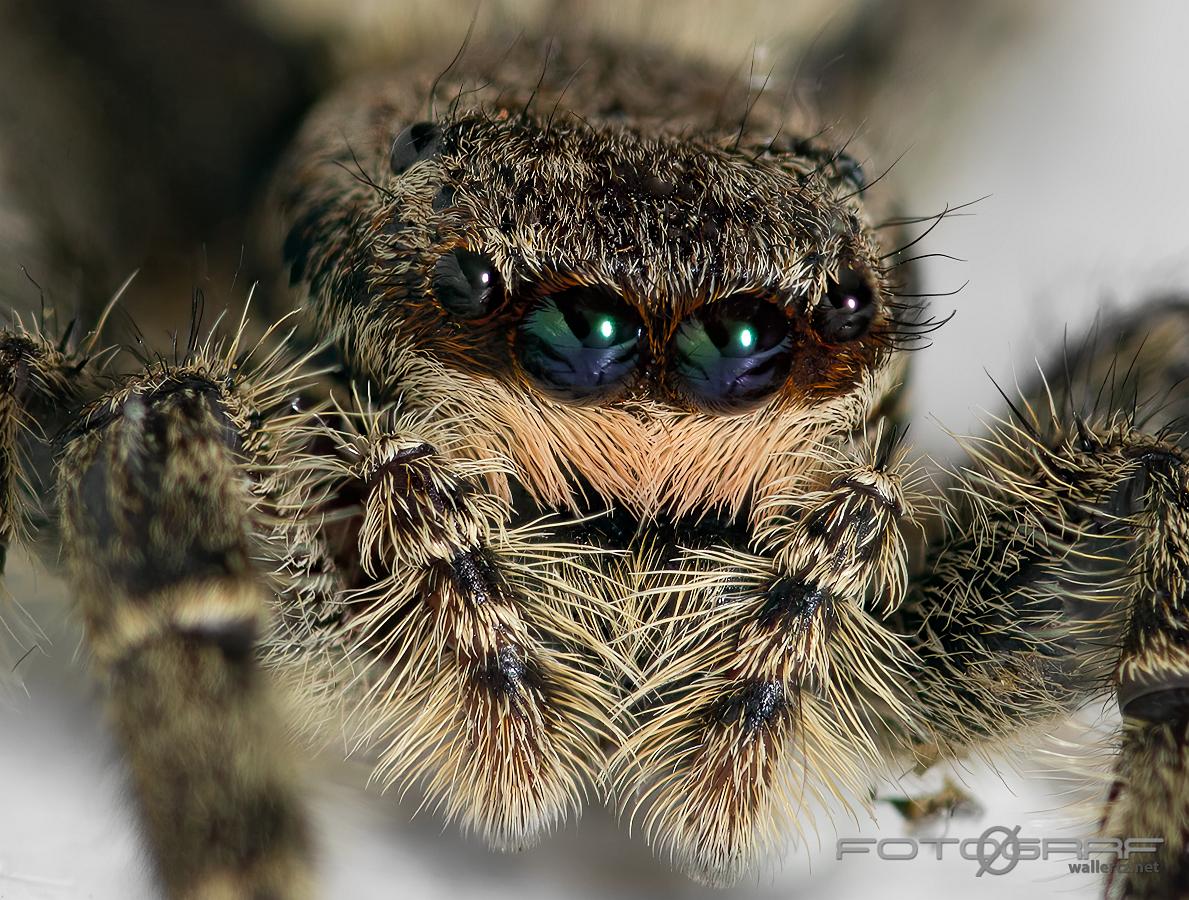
[4,24,1189,900]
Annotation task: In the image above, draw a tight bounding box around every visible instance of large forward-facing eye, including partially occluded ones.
[516,286,643,401]
[813,264,877,342]
[673,293,793,413]
[432,249,504,318]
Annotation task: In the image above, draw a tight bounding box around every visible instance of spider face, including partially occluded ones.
[11,11,1189,899]
[270,46,945,874]
[283,51,910,519]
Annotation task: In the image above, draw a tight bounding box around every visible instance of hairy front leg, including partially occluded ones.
[894,313,1189,898]
[290,402,620,850]
[618,426,919,885]
[50,337,317,900]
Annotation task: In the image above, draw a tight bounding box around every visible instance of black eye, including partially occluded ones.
[813,265,876,342]
[390,122,438,174]
[432,249,504,318]
[516,286,643,401]
[673,293,793,413]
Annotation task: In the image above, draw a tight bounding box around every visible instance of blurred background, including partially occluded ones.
[2,1,1188,897]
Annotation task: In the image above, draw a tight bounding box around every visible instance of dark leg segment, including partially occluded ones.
[290,406,618,851]
[56,367,312,899]
[895,300,1189,899]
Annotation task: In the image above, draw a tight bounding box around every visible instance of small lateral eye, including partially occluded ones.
[432,249,504,318]
[673,293,793,413]
[390,122,439,174]
[516,285,643,402]
[813,264,877,342]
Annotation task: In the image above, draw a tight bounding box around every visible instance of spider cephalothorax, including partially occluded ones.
[7,22,1189,900]
[277,39,921,523]
[268,37,943,884]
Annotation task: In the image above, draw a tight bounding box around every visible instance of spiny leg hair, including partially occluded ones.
[895,299,1189,899]
[3,308,321,900]
[616,423,922,885]
[280,396,625,850]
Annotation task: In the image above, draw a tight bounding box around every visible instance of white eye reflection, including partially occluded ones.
[671,292,794,413]
[515,285,643,402]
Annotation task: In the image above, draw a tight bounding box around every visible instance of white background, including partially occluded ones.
[4,1,1189,897]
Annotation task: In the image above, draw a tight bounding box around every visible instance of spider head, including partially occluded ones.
[281,52,922,519]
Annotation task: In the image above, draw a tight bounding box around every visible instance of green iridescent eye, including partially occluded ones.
[516,286,643,401]
[673,293,793,413]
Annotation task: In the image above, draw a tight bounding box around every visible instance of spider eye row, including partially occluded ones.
[430,248,877,412]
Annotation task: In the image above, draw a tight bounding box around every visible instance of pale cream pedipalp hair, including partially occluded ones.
[382,336,910,520]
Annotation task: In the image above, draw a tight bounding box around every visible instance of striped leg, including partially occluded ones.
[293,403,618,851]
[1103,450,1189,899]
[619,428,917,885]
[55,347,315,900]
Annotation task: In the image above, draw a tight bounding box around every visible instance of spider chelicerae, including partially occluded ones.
[3,12,1189,900]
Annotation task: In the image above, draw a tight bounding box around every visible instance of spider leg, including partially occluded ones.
[46,339,318,900]
[291,401,620,852]
[895,425,1189,898]
[0,319,108,672]
[1104,446,1189,899]
[895,299,1189,898]
[0,324,95,551]
[617,424,919,885]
